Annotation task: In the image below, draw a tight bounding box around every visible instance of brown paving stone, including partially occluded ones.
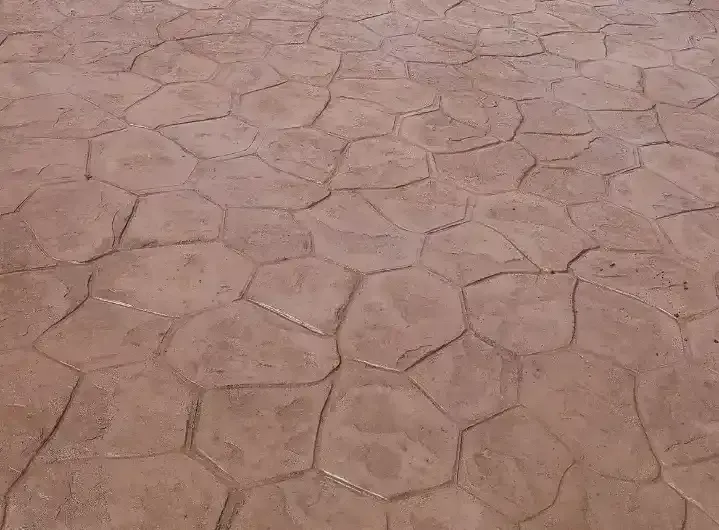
[465,273,575,355]
[165,301,338,387]
[685,310,719,372]
[4,454,227,529]
[644,66,719,108]
[459,407,572,521]
[460,58,551,100]
[554,77,652,110]
[267,44,340,86]
[389,486,514,530]
[522,350,659,481]
[393,0,455,19]
[674,49,719,80]
[574,282,684,372]
[606,34,673,67]
[196,384,330,486]
[504,53,577,82]
[36,298,171,372]
[440,90,521,140]
[408,63,473,91]
[473,192,596,270]
[71,71,161,115]
[542,0,610,31]
[409,334,519,425]
[232,0,321,20]
[40,363,191,461]
[0,215,55,274]
[332,136,428,189]
[0,32,70,62]
[132,42,217,84]
[519,465,590,530]
[0,351,77,495]
[482,0,536,14]
[361,180,469,233]
[685,506,719,530]
[20,180,134,262]
[518,132,598,162]
[0,267,90,350]
[310,17,382,52]
[211,61,284,95]
[191,156,328,209]
[417,19,479,51]
[382,34,475,64]
[520,167,607,204]
[546,135,638,175]
[519,99,593,135]
[542,31,607,60]
[513,10,574,34]
[93,243,253,316]
[476,28,542,56]
[295,192,423,272]
[659,209,719,266]
[248,257,357,334]
[362,12,418,36]
[339,268,464,370]
[338,51,407,80]
[570,201,662,250]
[324,0,390,19]
[666,459,719,523]
[331,78,435,114]
[590,109,666,144]
[180,34,270,64]
[250,19,314,44]
[121,191,222,248]
[231,471,387,530]
[318,365,459,498]
[0,62,75,100]
[657,104,719,155]
[160,117,257,159]
[236,81,329,129]
[580,58,642,91]
[447,2,510,27]
[89,127,197,192]
[642,143,719,201]
[400,110,499,154]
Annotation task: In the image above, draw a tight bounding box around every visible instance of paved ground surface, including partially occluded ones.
[1,0,719,527]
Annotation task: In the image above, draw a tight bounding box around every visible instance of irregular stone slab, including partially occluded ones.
[518,132,597,162]
[318,366,459,498]
[447,2,510,27]
[191,157,328,209]
[21,181,133,262]
[466,273,575,355]
[338,51,407,80]
[71,71,160,115]
[574,282,683,372]
[441,90,521,140]
[267,44,340,85]
[231,471,386,530]
[211,61,284,95]
[685,310,719,372]
[459,407,572,521]
[481,0,536,14]
[90,127,197,192]
[310,17,382,51]
[382,34,475,64]
[645,66,718,108]
[258,127,347,183]
[36,298,171,372]
[236,81,329,128]
[250,19,314,44]
[435,142,534,195]
[542,0,610,31]
[460,58,551,100]
[165,301,338,387]
[606,34,672,68]
[520,167,607,204]
[505,53,577,82]
[542,31,606,60]
[0,351,77,495]
[0,215,55,274]
[180,34,269,63]
[0,33,70,62]
[570,201,661,251]
[667,459,719,523]
[361,180,469,233]
[390,486,514,530]
[248,257,358,334]
[554,77,652,110]
[4,454,227,529]
[423,222,536,285]
[641,143,719,202]
[196,384,330,486]
[132,42,218,83]
[657,104,719,155]
[522,350,659,480]
[590,109,666,145]
[338,268,464,370]
[295,192,422,272]
[0,62,75,100]
[232,0,320,21]
[316,98,396,139]
[93,243,253,316]
[410,334,519,425]
[519,465,590,530]
[546,136,638,175]
[659,210,719,265]
[0,94,125,139]
[121,191,222,248]
[685,505,719,530]
[519,99,593,135]
[330,78,435,113]
[476,28,542,56]
[417,19,479,51]
[39,363,191,461]
[0,267,89,350]
[400,110,498,153]
[513,10,573,35]
[223,209,312,263]
[572,249,717,317]
[473,192,596,270]
[332,136,428,189]
[160,117,257,159]
[408,63,473,91]
[363,13,419,36]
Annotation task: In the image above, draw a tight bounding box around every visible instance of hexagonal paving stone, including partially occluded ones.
[465,273,575,355]
[435,142,534,195]
[361,180,469,233]
[590,109,666,145]
[0,267,89,350]
[554,77,652,110]
[223,208,312,263]
[71,72,161,116]
[132,42,217,83]
[400,110,499,153]
[93,243,253,316]
[160,117,257,159]
[570,201,661,251]
[20,180,134,262]
[180,33,269,63]
[659,209,719,266]
[296,192,422,272]
[332,136,428,189]
[36,298,171,372]
[473,192,596,270]
[641,143,719,201]
[248,257,358,334]
[257,127,346,183]
[120,191,222,249]
[330,78,435,113]
[310,17,382,52]
[267,44,341,85]
[410,333,519,425]
[190,157,328,209]
[522,350,659,481]
[0,351,77,495]
[644,66,718,108]
[0,94,125,138]
[520,167,607,204]
[89,127,197,192]
[574,282,683,372]
[231,471,386,530]
[317,366,459,498]
[211,61,284,95]
[459,407,572,521]
[389,486,514,530]
[4,454,227,529]
[422,222,537,285]
[236,81,329,128]
[165,301,339,387]
[572,249,718,317]
[315,97,395,139]
[339,268,464,370]
[196,384,330,486]
[0,214,54,274]
[657,104,719,155]
[39,363,192,462]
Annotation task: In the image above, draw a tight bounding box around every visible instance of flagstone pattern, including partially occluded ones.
[1,0,719,527]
